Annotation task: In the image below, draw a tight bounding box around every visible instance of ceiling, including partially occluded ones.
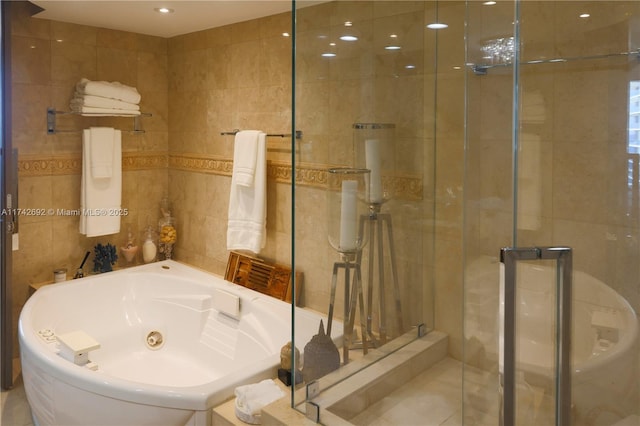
[30,1,303,38]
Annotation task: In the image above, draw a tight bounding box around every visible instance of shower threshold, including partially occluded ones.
[264,330,449,425]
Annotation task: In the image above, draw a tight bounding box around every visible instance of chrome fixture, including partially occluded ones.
[499,246,572,426]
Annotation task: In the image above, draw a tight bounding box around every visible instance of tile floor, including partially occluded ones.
[4,352,637,426]
[348,357,465,426]
[0,356,567,426]
[1,363,34,426]
[2,358,467,426]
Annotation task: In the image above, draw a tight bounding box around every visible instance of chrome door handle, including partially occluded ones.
[499,246,572,426]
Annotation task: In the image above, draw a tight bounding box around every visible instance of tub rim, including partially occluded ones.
[18,260,293,411]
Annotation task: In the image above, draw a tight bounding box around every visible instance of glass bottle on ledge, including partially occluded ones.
[158,198,177,260]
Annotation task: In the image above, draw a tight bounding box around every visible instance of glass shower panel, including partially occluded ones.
[465,1,640,425]
[463,0,516,422]
[292,0,436,421]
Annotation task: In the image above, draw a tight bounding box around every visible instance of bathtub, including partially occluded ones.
[19,260,330,426]
[465,256,639,425]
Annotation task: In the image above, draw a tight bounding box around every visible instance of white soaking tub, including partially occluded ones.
[19,260,327,426]
[465,256,639,425]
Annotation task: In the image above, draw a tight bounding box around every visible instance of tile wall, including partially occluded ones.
[166,11,294,274]
[9,1,169,356]
[9,0,466,363]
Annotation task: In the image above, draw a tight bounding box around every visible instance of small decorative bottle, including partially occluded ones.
[158,198,177,260]
[120,225,139,264]
[142,225,157,263]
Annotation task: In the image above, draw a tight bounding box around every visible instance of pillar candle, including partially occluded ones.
[339,180,358,251]
[365,139,383,203]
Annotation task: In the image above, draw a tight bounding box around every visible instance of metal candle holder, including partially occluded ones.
[351,123,402,347]
[326,251,367,364]
[357,201,403,347]
[325,168,370,364]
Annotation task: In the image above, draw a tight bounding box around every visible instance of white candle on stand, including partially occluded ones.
[365,139,383,203]
[339,180,358,251]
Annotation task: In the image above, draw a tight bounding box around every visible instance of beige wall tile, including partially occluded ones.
[136,33,167,55]
[229,40,262,88]
[206,45,232,90]
[51,21,97,47]
[12,36,51,85]
[231,19,262,44]
[259,12,291,40]
[12,83,52,140]
[333,0,373,25]
[13,220,54,285]
[51,40,98,87]
[96,28,137,50]
[137,51,168,94]
[259,36,291,87]
[96,47,138,86]
[10,3,50,39]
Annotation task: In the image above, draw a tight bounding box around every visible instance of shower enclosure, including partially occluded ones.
[293,1,639,425]
[464,1,640,424]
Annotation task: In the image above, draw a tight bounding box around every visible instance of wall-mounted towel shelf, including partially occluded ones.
[221,129,303,139]
[471,48,640,75]
[47,108,152,135]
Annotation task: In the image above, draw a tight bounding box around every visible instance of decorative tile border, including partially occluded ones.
[19,152,423,200]
[168,154,422,200]
[18,155,82,176]
[168,153,233,175]
[18,152,168,176]
[122,152,168,170]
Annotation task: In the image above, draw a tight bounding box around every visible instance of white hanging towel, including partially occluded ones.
[227,130,267,254]
[80,127,122,237]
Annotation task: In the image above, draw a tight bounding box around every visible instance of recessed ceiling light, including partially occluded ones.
[340,22,359,41]
[579,13,590,18]
[427,23,448,30]
[154,7,174,14]
[405,64,416,69]
[385,45,402,51]
[321,53,336,57]
[282,32,290,37]
[483,1,497,5]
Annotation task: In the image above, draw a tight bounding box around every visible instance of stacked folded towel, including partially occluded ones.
[234,379,284,424]
[71,78,141,116]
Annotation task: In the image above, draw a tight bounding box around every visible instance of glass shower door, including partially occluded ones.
[464,1,640,425]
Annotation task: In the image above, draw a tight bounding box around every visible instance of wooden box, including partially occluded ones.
[224,251,302,304]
